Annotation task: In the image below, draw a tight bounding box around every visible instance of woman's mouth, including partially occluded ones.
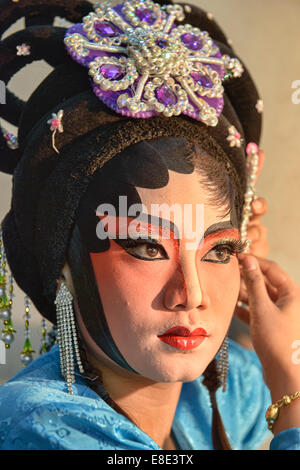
[157,326,208,350]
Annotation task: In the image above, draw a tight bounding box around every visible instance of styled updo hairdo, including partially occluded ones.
[0,0,262,450]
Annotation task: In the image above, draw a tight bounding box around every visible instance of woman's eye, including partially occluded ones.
[121,241,168,261]
[202,245,234,264]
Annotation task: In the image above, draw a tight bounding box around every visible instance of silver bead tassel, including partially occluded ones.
[217,336,229,393]
[55,281,84,395]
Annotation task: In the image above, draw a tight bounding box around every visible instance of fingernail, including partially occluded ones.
[243,256,257,271]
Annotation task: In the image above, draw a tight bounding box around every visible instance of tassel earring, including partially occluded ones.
[0,227,16,349]
[40,318,48,355]
[20,296,35,366]
[217,336,229,393]
[55,281,84,395]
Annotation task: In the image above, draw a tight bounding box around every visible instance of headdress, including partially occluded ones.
[0,0,263,450]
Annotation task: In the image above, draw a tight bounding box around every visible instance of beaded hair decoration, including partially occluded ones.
[64,0,244,127]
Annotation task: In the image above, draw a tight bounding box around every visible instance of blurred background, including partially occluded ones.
[0,0,300,387]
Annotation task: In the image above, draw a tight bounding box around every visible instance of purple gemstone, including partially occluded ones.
[198,75,212,88]
[181,33,202,51]
[191,72,212,88]
[100,64,124,80]
[155,85,177,106]
[94,21,119,37]
[156,39,168,49]
[135,7,156,24]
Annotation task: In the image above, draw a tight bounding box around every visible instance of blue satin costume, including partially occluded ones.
[0,339,299,450]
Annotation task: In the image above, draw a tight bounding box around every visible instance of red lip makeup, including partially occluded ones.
[158,326,208,351]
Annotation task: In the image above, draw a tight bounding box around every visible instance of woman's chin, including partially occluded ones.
[129,356,210,384]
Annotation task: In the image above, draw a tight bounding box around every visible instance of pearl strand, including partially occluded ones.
[240,143,259,252]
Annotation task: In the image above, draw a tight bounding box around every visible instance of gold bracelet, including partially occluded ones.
[265,391,300,433]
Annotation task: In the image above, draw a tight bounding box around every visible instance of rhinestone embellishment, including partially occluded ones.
[3,130,19,150]
[226,125,243,148]
[16,43,31,56]
[64,0,244,126]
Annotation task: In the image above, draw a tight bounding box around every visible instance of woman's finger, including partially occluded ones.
[237,255,272,314]
[240,270,278,302]
[238,254,297,313]
[250,197,268,219]
[247,224,268,248]
[247,224,261,243]
[252,256,297,296]
[234,303,250,325]
[248,238,270,259]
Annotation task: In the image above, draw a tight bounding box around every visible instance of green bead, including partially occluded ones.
[21,337,35,354]
[23,337,32,350]
[0,293,9,308]
[2,317,16,334]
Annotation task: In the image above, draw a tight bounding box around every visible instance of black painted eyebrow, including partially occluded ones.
[132,212,181,245]
[123,217,237,245]
[204,221,238,238]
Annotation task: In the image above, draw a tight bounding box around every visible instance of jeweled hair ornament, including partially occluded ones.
[2,129,19,150]
[64,0,244,126]
[47,109,64,154]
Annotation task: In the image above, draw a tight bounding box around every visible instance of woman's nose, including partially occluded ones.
[164,257,208,312]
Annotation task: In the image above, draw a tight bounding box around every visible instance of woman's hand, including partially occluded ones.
[237,253,300,433]
[234,196,269,327]
[238,253,300,434]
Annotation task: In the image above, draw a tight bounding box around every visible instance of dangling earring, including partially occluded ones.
[20,296,35,366]
[217,336,229,393]
[0,226,16,349]
[55,281,84,395]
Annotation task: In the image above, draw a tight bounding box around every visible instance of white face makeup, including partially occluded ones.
[83,169,241,383]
